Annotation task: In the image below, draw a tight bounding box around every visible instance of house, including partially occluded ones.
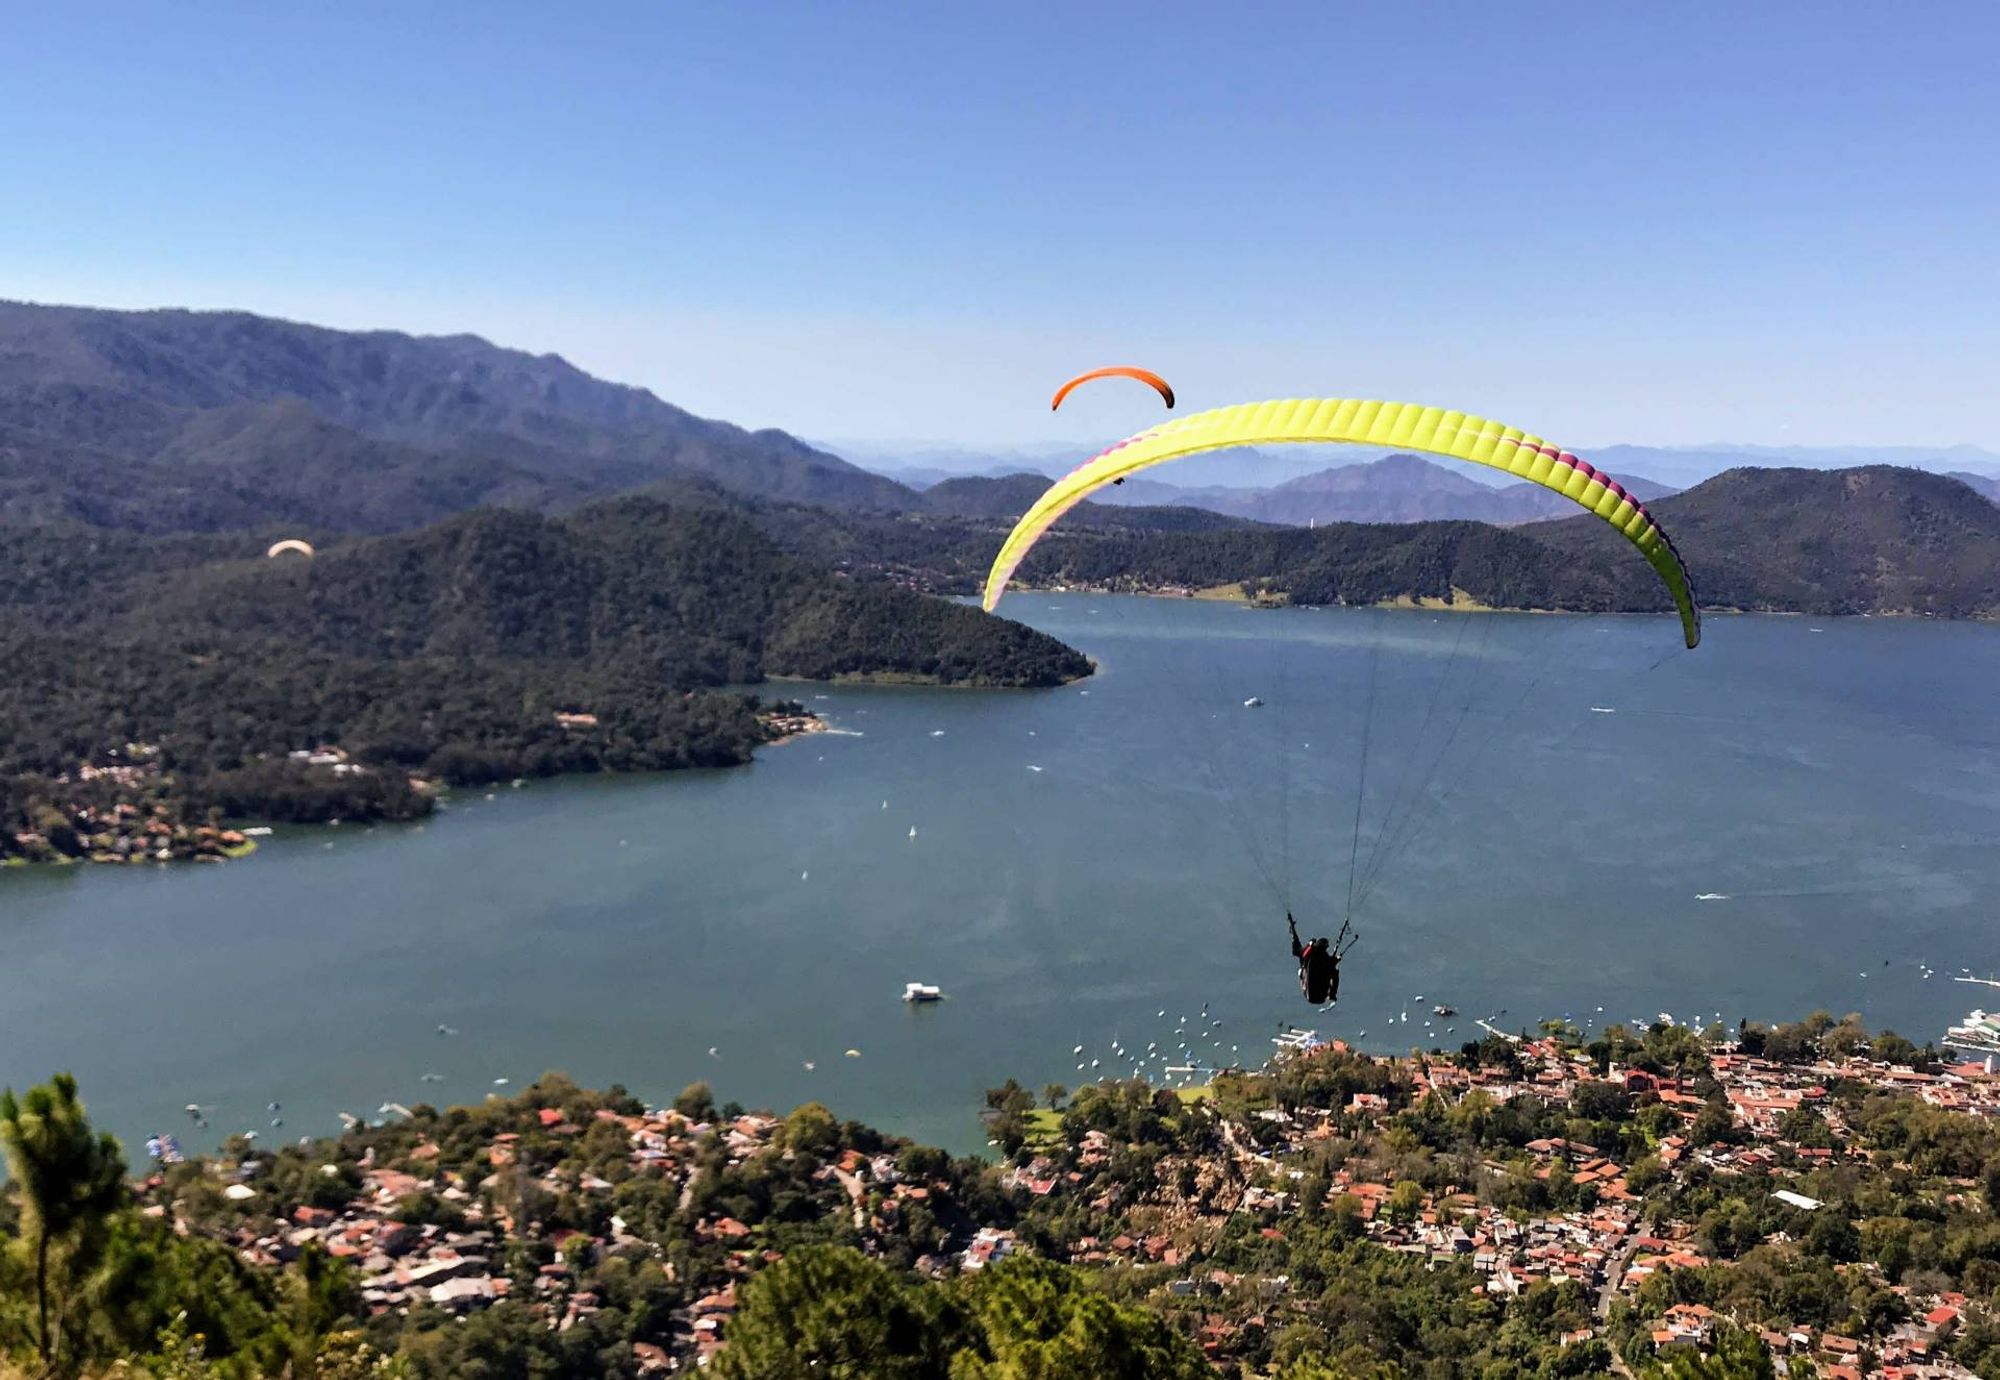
[429,1276,498,1311]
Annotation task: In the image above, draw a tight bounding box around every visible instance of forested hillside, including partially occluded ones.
[0,497,1087,859]
[1526,466,2000,618]
[824,466,2000,622]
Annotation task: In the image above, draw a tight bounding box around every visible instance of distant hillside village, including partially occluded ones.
[12,1010,2000,1377]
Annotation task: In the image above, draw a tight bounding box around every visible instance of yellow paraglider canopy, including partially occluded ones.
[983,398,1699,649]
[265,539,315,560]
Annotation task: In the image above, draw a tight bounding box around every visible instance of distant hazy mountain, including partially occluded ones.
[1948,470,2000,503]
[1089,453,1677,526]
[0,300,913,528]
[820,440,1082,484]
[834,439,1354,490]
[841,433,2000,497]
[1589,443,2000,491]
[914,472,1252,533]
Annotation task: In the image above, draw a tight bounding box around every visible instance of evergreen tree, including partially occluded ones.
[0,1073,127,1373]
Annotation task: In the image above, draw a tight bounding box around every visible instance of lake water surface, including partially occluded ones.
[5,597,1998,1158]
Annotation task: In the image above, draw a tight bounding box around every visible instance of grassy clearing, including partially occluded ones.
[1376,587,1506,612]
[1026,1082,1212,1150]
[1024,1108,1063,1152]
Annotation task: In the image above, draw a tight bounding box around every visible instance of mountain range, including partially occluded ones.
[842,434,2000,494]
[3,299,1998,629]
[1088,453,1679,526]
[0,300,912,531]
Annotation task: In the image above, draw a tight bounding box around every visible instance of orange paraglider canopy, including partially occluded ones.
[1050,366,1175,412]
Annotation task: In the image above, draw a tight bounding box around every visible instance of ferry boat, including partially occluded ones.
[1946,1008,2000,1057]
[902,982,943,1003]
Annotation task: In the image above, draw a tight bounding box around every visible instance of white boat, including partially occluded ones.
[903,982,943,1003]
[1243,696,1264,708]
[1946,1009,2000,1055]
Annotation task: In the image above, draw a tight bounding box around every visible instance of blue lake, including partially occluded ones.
[5,596,1997,1158]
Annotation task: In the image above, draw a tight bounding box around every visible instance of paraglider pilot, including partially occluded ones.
[1290,913,1341,1005]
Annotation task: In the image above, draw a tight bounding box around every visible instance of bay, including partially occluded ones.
[4,596,1998,1159]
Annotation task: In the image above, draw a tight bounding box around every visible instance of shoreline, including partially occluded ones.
[1011,580,2000,625]
[0,667,1088,874]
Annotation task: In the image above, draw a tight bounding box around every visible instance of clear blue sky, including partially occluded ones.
[6,2,1997,448]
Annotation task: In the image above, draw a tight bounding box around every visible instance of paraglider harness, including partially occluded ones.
[1290,913,1357,1006]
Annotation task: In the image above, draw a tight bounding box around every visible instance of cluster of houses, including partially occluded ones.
[759,707,825,744]
[1744,1297,1978,1380]
[957,1033,2000,1372]
[179,1098,984,1373]
[11,794,251,865]
[210,1161,509,1317]
[1214,1034,2000,1373]
[152,1023,2000,1375]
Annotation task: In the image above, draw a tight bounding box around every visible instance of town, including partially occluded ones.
[98,1009,2000,1378]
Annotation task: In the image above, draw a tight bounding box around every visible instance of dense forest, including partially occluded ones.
[0,498,1087,860]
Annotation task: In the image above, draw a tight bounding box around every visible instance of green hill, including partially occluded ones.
[0,496,1087,854]
[1523,465,2000,618]
[888,465,2000,622]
